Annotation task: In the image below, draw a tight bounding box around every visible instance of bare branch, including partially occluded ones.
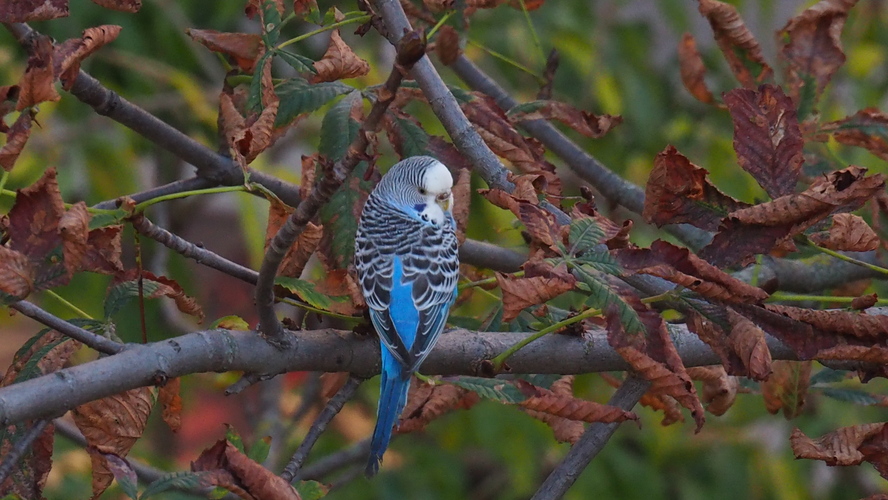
[255,30,428,345]
[0,321,801,426]
[10,301,124,354]
[459,239,525,273]
[530,376,650,500]
[280,375,364,482]
[0,419,50,486]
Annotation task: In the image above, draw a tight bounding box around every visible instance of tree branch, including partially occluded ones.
[530,376,650,500]
[255,30,428,344]
[10,301,124,354]
[291,439,371,482]
[280,375,364,482]
[0,321,800,426]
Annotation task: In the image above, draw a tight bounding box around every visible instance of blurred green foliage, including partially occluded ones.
[3,0,888,498]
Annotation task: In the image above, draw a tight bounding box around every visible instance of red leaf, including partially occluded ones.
[192,440,301,499]
[89,0,141,12]
[678,33,715,104]
[697,0,773,88]
[0,0,68,22]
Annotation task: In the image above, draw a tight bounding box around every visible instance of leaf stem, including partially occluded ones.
[466,39,544,82]
[515,0,545,64]
[275,15,372,51]
[427,11,455,39]
[459,271,524,291]
[278,296,360,322]
[491,306,602,372]
[132,185,248,213]
[769,292,888,306]
[43,290,94,320]
[810,243,888,277]
[0,170,9,195]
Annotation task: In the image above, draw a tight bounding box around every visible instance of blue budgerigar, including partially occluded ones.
[355,156,460,476]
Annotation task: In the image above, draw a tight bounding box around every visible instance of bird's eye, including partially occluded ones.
[418,187,427,195]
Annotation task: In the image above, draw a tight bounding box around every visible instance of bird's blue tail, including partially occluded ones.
[365,364,411,476]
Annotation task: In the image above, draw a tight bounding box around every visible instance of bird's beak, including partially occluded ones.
[436,191,452,211]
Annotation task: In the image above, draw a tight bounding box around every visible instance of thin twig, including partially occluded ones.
[10,301,124,354]
[92,177,216,210]
[292,439,371,482]
[0,419,50,486]
[280,376,365,482]
[530,376,650,500]
[255,30,428,345]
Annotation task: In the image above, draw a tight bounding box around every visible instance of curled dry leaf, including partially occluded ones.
[723,84,803,199]
[186,29,263,73]
[761,360,811,419]
[436,25,461,66]
[778,0,857,104]
[0,0,68,22]
[687,365,738,416]
[726,308,772,380]
[678,33,715,104]
[518,203,560,249]
[791,422,885,466]
[312,30,370,83]
[809,213,879,252]
[158,377,183,432]
[616,240,769,304]
[859,424,888,480]
[519,389,638,424]
[73,387,153,498]
[496,263,576,322]
[89,0,141,12]
[822,108,888,162]
[522,409,584,444]
[764,304,888,340]
[398,381,478,434]
[852,293,879,311]
[265,198,322,279]
[17,34,60,111]
[0,110,34,171]
[697,0,773,88]
[601,373,685,426]
[192,440,301,500]
[54,25,123,90]
[451,168,471,244]
[116,270,205,321]
[687,312,743,376]
[643,145,748,232]
[507,100,622,139]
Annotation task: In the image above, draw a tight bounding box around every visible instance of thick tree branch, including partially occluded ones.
[531,376,651,500]
[255,31,427,344]
[0,322,800,426]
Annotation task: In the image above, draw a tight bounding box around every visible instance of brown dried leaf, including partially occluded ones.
[0,110,33,171]
[522,408,584,443]
[616,240,769,304]
[399,381,478,434]
[791,422,884,466]
[687,365,738,416]
[54,25,123,90]
[81,225,124,276]
[519,390,638,424]
[643,145,748,231]
[727,307,772,380]
[852,293,878,311]
[0,420,54,499]
[0,246,33,302]
[436,25,461,66]
[0,0,68,22]
[17,34,60,111]
[312,30,370,83]
[859,424,888,480]
[778,0,857,104]
[764,304,888,340]
[507,101,622,139]
[687,312,742,375]
[822,108,888,162]
[678,33,715,104]
[218,91,248,171]
[606,293,705,431]
[451,168,471,245]
[724,84,803,199]
[496,265,576,322]
[116,270,204,321]
[809,213,879,251]
[158,377,182,432]
[761,360,811,419]
[89,0,141,12]
[186,29,263,73]
[59,201,90,277]
[192,440,301,500]
[73,387,153,498]
[518,203,559,248]
[697,0,773,88]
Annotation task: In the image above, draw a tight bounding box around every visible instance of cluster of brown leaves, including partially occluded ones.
[0,0,140,23]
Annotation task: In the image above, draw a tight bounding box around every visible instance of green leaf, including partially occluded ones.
[89,210,126,230]
[575,250,622,276]
[260,0,282,47]
[141,471,213,499]
[809,367,849,386]
[514,374,561,390]
[275,78,354,127]
[575,266,645,335]
[386,112,430,158]
[445,376,528,403]
[295,480,330,500]
[247,436,272,463]
[106,454,139,500]
[815,387,886,406]
[247,54,269,112]
[211,315,251,330]
[505,100,548,117]
[104,279,167,319]
[275,50,317,74]
[276,277,342,310]
[225,425,245,454]
[10,329,72,384]
[568,218,605,256]
[319,91,362,160]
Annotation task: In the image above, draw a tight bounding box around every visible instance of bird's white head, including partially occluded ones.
[421,159,454,214]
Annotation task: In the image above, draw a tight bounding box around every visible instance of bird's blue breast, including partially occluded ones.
[387,256,418,350]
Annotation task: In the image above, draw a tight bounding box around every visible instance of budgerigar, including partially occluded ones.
[355,156,460,476]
